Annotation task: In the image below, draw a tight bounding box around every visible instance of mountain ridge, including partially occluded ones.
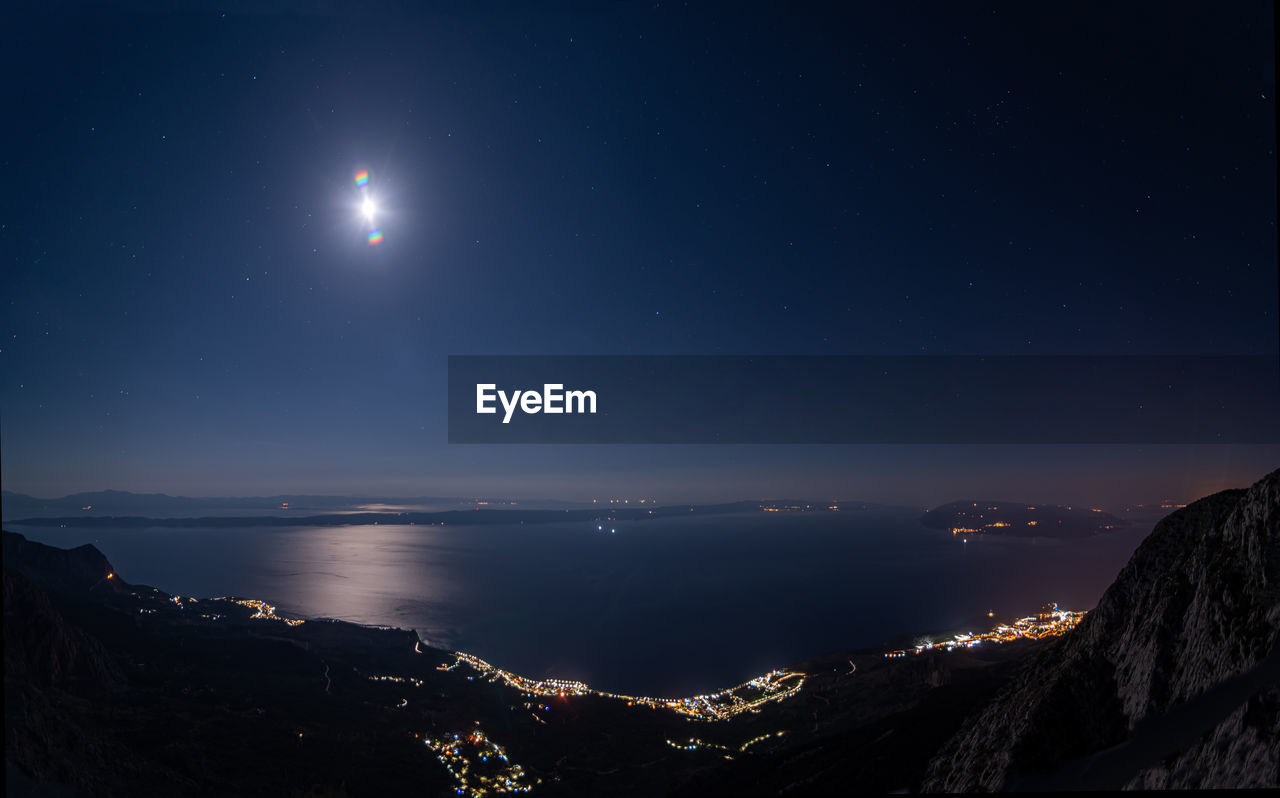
[922,468,1280,791]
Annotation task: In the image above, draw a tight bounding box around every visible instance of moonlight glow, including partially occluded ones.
[362,197,377,220]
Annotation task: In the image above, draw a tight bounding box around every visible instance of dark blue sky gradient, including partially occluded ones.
[2,2,1277,503]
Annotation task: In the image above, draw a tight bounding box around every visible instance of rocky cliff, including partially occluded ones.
[2,532,122,596]
[923,468,1280,791]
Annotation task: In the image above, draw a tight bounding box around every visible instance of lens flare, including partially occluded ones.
[354,169,384,245]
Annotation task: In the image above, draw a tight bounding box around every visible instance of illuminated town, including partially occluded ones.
[68,567,1109,795]
[884,604,1086,658]
[438,651,805,722]
[223,597,307,627]
[120,578,1089,793]
[123,587,311,628]
[139,585,1079,719]
[421,728,537,797]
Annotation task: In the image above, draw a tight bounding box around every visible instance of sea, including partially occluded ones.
[9,508,1150,697]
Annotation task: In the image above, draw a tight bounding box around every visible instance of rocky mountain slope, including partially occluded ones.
[923,468,1280,791]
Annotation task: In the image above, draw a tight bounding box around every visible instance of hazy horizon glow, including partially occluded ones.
[5,446,1277,512]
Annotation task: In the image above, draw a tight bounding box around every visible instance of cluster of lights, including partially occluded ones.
[439,652,804,722]
[945,502,1125,535]
[421,729,537,796]
[649,670,805,722]
[440,654,589,697]
[666,737,730,755]
[885,604,1086,659]
[664,730,788,759]
[368,674,425,688]
[133,591,305,628]
[224,598,306,627]
[739,730,789,751]
[949,505,1013,534]
[948,520,1022,534]
[759,502,846,512]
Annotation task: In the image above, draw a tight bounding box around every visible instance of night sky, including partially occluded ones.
[2,1,1277,505]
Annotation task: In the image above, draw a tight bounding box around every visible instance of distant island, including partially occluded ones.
[921,500,1128,539]
[4,495,884,529]
[9,491,1131,540]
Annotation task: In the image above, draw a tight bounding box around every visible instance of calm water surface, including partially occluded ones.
[12,510,1149,696]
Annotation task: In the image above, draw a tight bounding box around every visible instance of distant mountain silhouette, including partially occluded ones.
[4,498,892,529]
[0,489,578,520]
[3,490,879,522]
